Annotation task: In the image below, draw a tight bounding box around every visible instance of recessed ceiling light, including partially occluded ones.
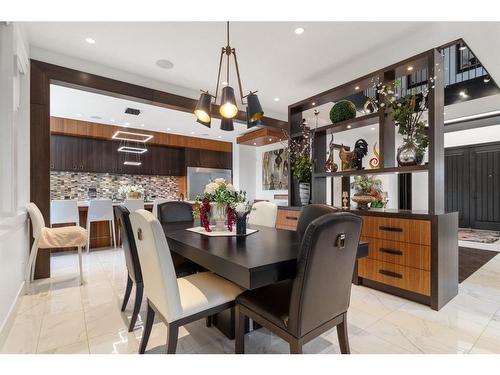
[167,128,171,131]
[76,113,82,117]
[269,138,272,141]
[459,91,468,98]
[274,97,280,102]
[346,125,352,129]
[110,119,115,122]
[407,66,413,71]
[312,102,316,106]
[294,27,305,35]
[217,136,222,139]
[459,44,467,51]
[85,37,96,44]
[484,76,491,83]
[124,122,130,126]
[371,127,375,130]
[253,142,257,145]
[355,86,360,90]
[140,124,145,127]
[191,131,195,135]
[156,59,174,69]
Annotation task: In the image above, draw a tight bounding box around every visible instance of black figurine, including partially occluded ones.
[352,139,368,170]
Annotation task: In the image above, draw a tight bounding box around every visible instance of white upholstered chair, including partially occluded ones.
[50,199,80,226]
[248,201,278,228]
[152,198,169,219]
[26,203,87,288]
[87,199,116,252]
[124,199,144,213]
[129,209,242,354]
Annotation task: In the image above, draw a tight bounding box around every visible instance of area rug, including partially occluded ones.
[458,228,500,244]
[459,247,498,283]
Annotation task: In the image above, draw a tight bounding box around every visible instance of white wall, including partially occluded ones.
[444,124,500,148]
[0,22,30,334]
[236,144,257,202]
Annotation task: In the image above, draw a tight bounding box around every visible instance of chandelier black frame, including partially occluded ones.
[194,22,263,131]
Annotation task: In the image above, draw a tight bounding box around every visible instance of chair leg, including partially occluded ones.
[111,218,117,248]
[25,240,39,290]
[86,220,91,253]
[290,339,303,354]
[166,322,179,354]
[121,275,133,312]
[206,315,213,327]
[139,301,155,354]
[29,243,40,284]
[78,246,83,285]
[235,304,245,354]
[129,283,143,332]
[337,313,350,354]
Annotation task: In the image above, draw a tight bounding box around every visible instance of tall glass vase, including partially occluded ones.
[211,203,227,231]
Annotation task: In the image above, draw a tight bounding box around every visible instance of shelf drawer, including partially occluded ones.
[276,209,300,231]
[358,258,431,296]
[361,216,431,245]
[362,237,431,271]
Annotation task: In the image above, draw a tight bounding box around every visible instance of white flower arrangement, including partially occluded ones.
[118,184,145,198]
[235,202,251,215]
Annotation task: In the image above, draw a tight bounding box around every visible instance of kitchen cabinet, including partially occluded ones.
[50,135,224,176]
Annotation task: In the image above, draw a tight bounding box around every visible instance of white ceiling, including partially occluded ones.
[23,22,500,122]
[50,84,253,142]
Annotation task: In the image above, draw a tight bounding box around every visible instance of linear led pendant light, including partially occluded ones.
[194,21,264,129]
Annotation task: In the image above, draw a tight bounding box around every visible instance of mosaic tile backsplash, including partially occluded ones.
[50,171,180,200]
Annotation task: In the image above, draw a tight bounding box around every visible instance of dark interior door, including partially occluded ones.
[470,143,500,230]
[445,148,470,228]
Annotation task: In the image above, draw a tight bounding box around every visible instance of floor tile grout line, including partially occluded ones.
[467,304,500,353]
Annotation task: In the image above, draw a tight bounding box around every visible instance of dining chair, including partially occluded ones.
[26,203,87,288]
[50,199,80,227]
[157,201,201,277]
[87,199,116,252]
[152,198,169,219]
[296,204,339,240]
[129,209,243,354]
[114,205,144,332]
[248,201,278,228]
[235,212,362,354]
[124,199,145,213]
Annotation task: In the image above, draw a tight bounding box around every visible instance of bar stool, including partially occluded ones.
[50,199,80,227]
[152,198,169,219]
[26,203,87,288]
[87,199,116,252]
[124,199,144,213]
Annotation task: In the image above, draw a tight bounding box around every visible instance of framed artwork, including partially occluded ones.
[262,148,288,190]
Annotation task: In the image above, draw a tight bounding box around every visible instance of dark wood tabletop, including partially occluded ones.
[163,222,368,290]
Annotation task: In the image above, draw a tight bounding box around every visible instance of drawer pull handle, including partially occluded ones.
[285,216,298,221]
[379,269,403,279]
[379,226,403,232]
[379,248,403,256]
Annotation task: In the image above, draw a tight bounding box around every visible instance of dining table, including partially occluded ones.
[163,222,368,339]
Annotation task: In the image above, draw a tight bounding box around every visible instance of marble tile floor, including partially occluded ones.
[2,247,500,354]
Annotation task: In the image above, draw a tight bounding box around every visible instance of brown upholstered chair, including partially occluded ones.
[235,212,362,354]
[296,204,339,240]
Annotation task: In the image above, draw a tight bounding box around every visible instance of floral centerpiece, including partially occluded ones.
[194,178,248,232]
[351,176,385,210]
[118,184,145,199]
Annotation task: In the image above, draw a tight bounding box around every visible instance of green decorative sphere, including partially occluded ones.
[329,100,357,123]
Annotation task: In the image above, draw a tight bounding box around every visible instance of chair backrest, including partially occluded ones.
[114,205,143,284]
[129,209,182,322]
[157,201,193,225]
[287,212,362,338]
[26,202,46,239]
[124,199,144,213]
[50,199,79,226]
[296,204,339,240]
[87,199,114,222]
[248,201,278,227]
[152,198,169,219]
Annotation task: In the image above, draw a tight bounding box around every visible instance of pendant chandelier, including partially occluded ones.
[194,22,264,130]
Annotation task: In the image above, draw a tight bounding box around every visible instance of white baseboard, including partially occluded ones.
[0,281,25,348]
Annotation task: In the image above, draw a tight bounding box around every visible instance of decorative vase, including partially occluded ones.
[127,192,141,199]
[351,194,372,210]
[397,141,424,166]
[299,182,310,206]
[211,203,227,231]
[236,213,248,235]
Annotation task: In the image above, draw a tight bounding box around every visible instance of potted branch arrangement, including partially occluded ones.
[351,176,385,210]
[376,78,433,166]
[194,178,248,232]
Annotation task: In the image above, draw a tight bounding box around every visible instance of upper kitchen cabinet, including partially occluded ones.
[185,148,232,170]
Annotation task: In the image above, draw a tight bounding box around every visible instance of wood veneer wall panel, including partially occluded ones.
[50,117,232,153]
